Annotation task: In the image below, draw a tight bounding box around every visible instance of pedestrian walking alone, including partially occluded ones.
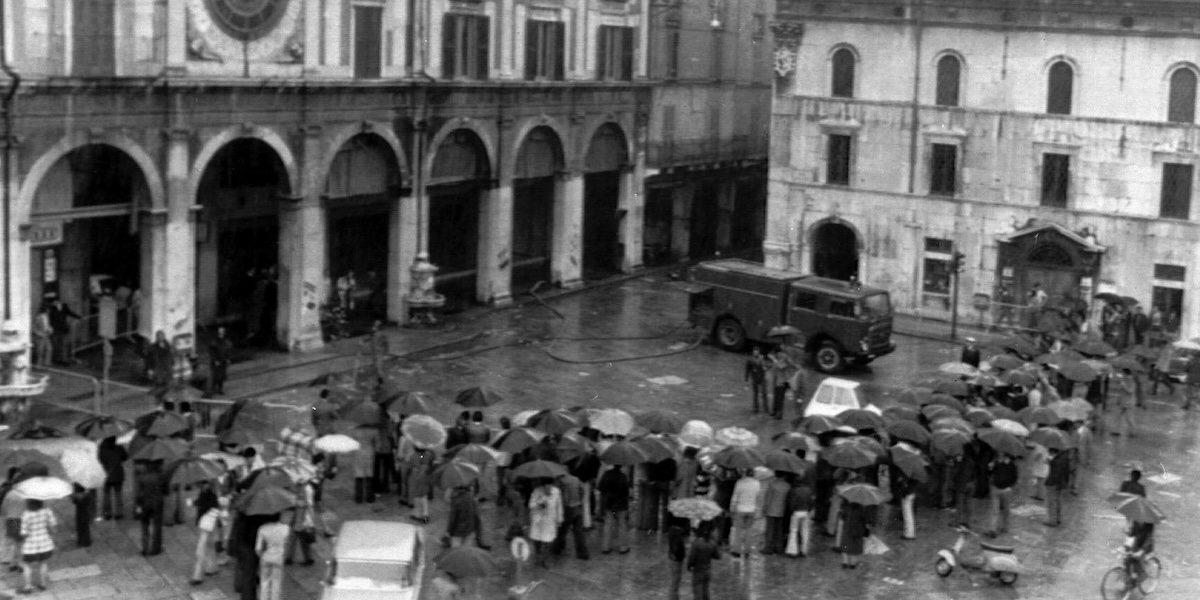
[98,436,127,519]
[208,327,232,397]
[17,499,57,594]
[744,345,768,414]
[686,523,720,600]
[1116,370,1138,438]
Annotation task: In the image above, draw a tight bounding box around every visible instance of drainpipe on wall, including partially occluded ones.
[906,0,923,195]
[0,1,21,321]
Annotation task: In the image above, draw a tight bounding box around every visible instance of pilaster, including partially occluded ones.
[618,159,645,272]
[141,128,195,342]
[478,180,514,305]
[389,195,419,323]
[552,170,584,289]
[277,126,325,352]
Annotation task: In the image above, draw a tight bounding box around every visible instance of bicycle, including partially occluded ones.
[1101,548,1161,600]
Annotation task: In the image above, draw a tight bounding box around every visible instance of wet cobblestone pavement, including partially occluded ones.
[5,274,1200,599]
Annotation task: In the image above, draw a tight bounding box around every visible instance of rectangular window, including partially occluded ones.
[1152,286,1184,333]
[923,237,952,310]
[929,144,957,196]
[442,14,490,80]
[1040,153,1070,208]
[794,291,819,310]
[826,134,851,185]
[1161,163,1194,219]
[1154,264,1187,281]
[525,20,565,80]
[597,25,634,81]
[752,14,766,40]
[73,0,115,76]
[665,29,680,79]
[353,5,383,79]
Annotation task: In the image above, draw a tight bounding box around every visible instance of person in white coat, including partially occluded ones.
[528,478,563,568]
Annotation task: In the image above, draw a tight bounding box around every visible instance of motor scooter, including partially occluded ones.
[935,525,1022,585]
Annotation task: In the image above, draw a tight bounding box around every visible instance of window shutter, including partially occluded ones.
[525,20,538,80]
[553,22,565,80]
[621,27,634,80]
[476,17,490,80]
[596,26,608,80]
[442,16,456,79]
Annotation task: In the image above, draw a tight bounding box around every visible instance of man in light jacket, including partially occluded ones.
[729,469,761,557]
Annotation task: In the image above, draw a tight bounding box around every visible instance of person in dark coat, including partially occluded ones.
[712,467,738,547]
[640,457,676,532]
[686,523,720,600]
[148,331,173,387]
[445,412,470,450]
[967,436,994,499]
[445,487,479,547]
[960,337,981,368]
[839,501,868,569]
[98,436,127,519]
[950,454,975,529]
[597,465,631,554]
[744,345,768,413]
[1119,469,1146,497]
[135,462,166,555]
[1132,306,1150,346]
[667,523,689,600]
[46,297,80,365]
[1043,448,1071,527]
[208,327,233,397]
[69,483,94,547]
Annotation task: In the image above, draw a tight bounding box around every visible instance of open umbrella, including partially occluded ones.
[590,409,635,436]
[939,362,981,378]
[530,409,580,435]
[889,446,929,483]
[715,427,759,448]
[1094,292,1122,305]
[766,325,802,339]
[988,355,1026,371]
[838,409,886,431]
[156,383,205,405]
[137,411,192,438]
[455,386,506,408]
[492,428,546,454]
[341,401,386,427]
[13,476,73,501]
[600,440,651,466]
[837,483,887,505]
[933,379,970,397]
[217,428,266,447]
[1113,495,1166,524]
[447,443,502,466]
[1073,338,1117,358]
[822,443,877,469]
[921,404,959,423]
[1056,361,1097,383]
[166,456,223,486]
[1110,355,1147,373]
[714,446,766,470]
[636,410,686,434]
[797,415,842,435]
[268,457,319,483]
[382,391,431,418]
[436,461,482,489]
[931,417,974,436]
[512,460,567,480]
[636,436,677,463]
[990,419,1030,437]
[886,420,931,445]
[973,375,1001,389]
[130,437,190,462]
[883,405,920,423]
[556,433,595,463]
[435,545,499,578]
[964,408,994,428]
[1019,406,1063,427]
[233,485,297,516]
[927,394,964,412]
[73,415,133,441]
[996,335,1039,358]
[764,450,811,475]
[1127,345,1161,360]
[986,406,1020,422]
[932,429,970,456]
[1001,370,1038,388]
[0,450,61,477]
[313,434,361,454]
[1028,427,1072,450]
[772,431,821,453]
[897,387,934,407]
[667,497,723,521]
[678,420,715,448]
[1047,399,1091,422]
[978,429,1026,457]
[401,415,448,449]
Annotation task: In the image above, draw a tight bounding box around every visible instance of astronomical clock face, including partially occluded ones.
[187,0,302,62]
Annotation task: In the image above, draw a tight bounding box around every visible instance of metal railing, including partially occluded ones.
[32,365,103,414]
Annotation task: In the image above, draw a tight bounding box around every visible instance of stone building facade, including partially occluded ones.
[1,0,651,352]
[769,0,1200,337]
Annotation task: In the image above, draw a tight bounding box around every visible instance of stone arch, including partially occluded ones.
[932,49,966,106]
[424,119,496,183]
[15,132,165,223]
[581,121,631,173]
[187,125,300,203]
[809,216,862,281]
[319,122,409,185]
[506,116,571,179]
[807,216,864,250]
[513,124,566,179]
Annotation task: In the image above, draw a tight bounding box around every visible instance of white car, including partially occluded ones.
[802,377,881,419]
[320,520,425,600]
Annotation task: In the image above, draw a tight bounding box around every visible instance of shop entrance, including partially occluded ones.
[811,221,859,281]
[582,124,629,280]
[324,134,402,323]
[28,144,148,363]
[689,180,719,259]
[428,130,490,310]
[512,126,562,294]
[195,138,288,347]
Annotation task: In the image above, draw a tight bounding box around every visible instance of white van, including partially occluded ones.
[321,520,425,600]
[802,377,879,419]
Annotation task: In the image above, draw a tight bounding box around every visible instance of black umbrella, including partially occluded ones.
[74,415,134,441]
[455,386,506,408]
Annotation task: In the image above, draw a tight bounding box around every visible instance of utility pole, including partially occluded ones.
[950,249,965,341]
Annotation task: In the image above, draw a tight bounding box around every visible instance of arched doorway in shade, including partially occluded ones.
[324,134,403,323]
[811,220,859,281]
[582,124,629,280]
[428,129,491,310]
[28,144,147,354]
[195,138,289,347]
[512,126,563,295]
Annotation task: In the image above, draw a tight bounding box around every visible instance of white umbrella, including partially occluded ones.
[991,419,1030,437]
[589,409,635,436]
[715,426,759,448]
[61,448,107,489]
[314,434,361,454]
[511,410,541,428]
[14,476,73,501]
[679,420,715,448]
[401,414,448,449]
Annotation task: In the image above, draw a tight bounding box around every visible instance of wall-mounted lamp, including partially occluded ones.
[710,0,722,28]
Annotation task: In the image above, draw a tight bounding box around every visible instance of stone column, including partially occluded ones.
[388,194,418,323]
[6,149,32,342]
[762,178,798,270]
[477,181,513,305]
[618,160,644,272]
[276,126,325,351]
[670,184,692,260]
[551,170,583,289]
[140,129,195,342]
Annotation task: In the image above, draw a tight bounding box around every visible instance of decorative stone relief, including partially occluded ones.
[771,21,804,78]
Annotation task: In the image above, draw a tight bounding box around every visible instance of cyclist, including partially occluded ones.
[1124,520,1156,584]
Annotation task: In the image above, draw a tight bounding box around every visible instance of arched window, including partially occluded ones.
[831,48,856,98]
[1169,68,1197,123]
[935,54,961,107]
[1047,61,1074,115]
